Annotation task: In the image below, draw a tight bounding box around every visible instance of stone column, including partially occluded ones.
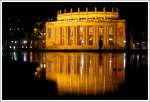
[112,24,114,48]
[75,26,77,48]
[58,27,60,45]
[66,26,68,47]
[103,24,107,48]
[62,27,64,46]
[60,27,62,46]
[54,27,56,45]
[64,26,67,47]
[83,26,86,47]
[113,23,116,48]
[71,26,74,47]
[93,25,96,47]
[95,26,98,47]
[85,25,88,47]
[61,27,63,46]
[72,26,75,47]
[55,26,58,45]
[106,25,108,49]
[115,23,117,48]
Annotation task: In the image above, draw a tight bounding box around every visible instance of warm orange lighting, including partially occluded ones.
[46,7,126,50]
[45,52,125,95]
[34,28,37,32]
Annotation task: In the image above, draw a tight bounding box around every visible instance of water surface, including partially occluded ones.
[2,51,148,100]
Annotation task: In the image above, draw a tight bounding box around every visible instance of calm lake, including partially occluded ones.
[2,51,148,100]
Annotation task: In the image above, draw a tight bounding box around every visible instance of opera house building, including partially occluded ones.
[46,7,126,50]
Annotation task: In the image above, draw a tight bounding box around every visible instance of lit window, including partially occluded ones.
[89,37,93,45]
[78,26,85,45]
[109,37,114,48]
[80,27,84,33]
[99,27,103,36]
[109,27,113,35]
[89,26,93,34]
[88,26,93,45]
[81,39,84,44]
[109,38,113,41]
[119,27,123,37]
[79,37,84,45]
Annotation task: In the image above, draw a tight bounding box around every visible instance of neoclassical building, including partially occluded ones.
[46,7,126,49]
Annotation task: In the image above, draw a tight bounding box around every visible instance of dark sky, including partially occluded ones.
[2,2,148,38]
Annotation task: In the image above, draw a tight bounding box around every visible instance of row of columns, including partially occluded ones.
[51,24,118,49]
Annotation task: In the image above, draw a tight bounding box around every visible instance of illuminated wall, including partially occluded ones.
[46,7,126,49]
[45,52,125,95]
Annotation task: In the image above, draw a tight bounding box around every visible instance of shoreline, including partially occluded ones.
[2,48,148,53]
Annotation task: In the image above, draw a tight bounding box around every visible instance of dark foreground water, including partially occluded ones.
[2,51,148,100]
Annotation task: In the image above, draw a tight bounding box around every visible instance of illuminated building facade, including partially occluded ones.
[46,7,126,49]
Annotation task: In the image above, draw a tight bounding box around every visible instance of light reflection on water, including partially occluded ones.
[3,51,148,99]
[45,52,125,95]
[6,51,147,96]
[7,52,127,95]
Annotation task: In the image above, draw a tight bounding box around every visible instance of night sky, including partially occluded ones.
[2,2,148,40]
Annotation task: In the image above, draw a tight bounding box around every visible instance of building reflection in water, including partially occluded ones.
[5,51,148,97]
[7,51,127,95]
[44,52,126,95]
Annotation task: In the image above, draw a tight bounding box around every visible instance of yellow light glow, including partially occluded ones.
[45,52,125,95]
[46,7,126,50]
